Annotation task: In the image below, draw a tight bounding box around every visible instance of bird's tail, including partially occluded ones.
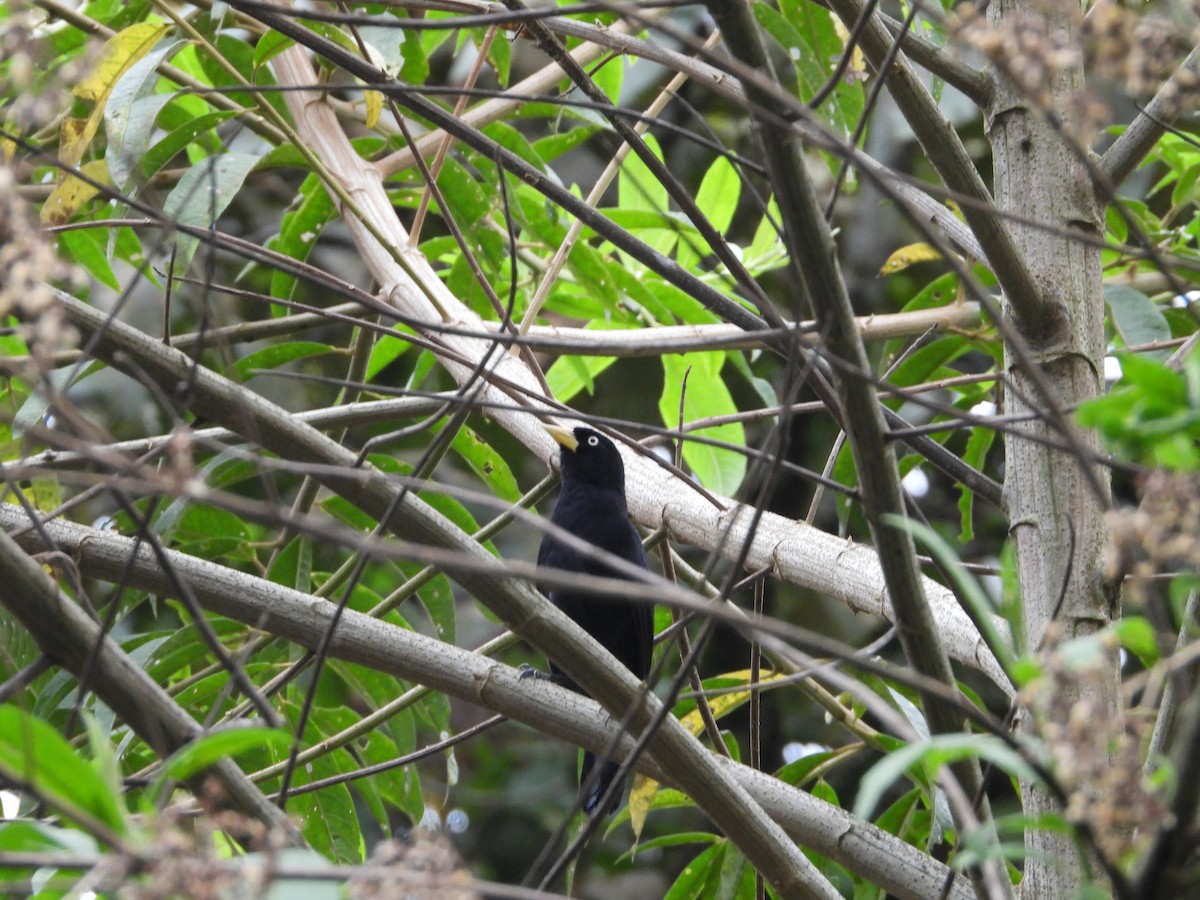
[580,751,623,815]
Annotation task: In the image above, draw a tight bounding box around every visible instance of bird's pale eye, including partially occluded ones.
[587,436,600,447]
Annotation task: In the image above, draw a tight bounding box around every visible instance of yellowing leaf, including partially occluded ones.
[832,17,867,83]
[57,118,90,172]
[75,23,171,102]
[879,242,943,275]
[363,90,383,129]
[63,22,170,168]
[41,159,111,225]
[678,669,784,735]
[629,772,656,839]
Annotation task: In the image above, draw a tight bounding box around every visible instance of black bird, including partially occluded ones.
[538,424,654,815]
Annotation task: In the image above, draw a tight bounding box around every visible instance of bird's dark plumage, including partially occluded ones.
[539,425,654,814]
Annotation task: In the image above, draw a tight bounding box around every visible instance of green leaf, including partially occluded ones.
[759,1,865,170]
[628,831,721,857]
[0,705,127,836]
[619,134,672,251]
[546,350,618,403]
[365,330,415,381]
[660,353,747,496]
[13,366,94,439]
[268,535,313,593]
[715,845,749,900]
[745,197,784,269]
[664,842,726,900]
[268,174,336,301]
[444,424,521,503]
[855,734,1041,820]
[873,786,924,838]
[0,820,100,854]
[103,38,184,191]
[253,29,293,68]
[776,749,838,787]
[1104,284,1171,357]
[694,155,740,234]
[1110,616,1159,668]
[139,110,233,180]
[885,335,969,400]
[488,31,511,85]
[234,341,335,381]
[532,122,599,161]
[435,156,490,226]
[592,53,624,106]
[161,501,257,564]
[59,228,119,290]
[162,151,262,271]
[163,726,291,782]
[1077,350,1200,469]
[958,414,997,542]
[675,155,740,271]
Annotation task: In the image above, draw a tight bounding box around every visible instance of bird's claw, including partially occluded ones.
[518,663,551,681]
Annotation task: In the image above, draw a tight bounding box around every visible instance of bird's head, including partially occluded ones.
[545,425,627,492]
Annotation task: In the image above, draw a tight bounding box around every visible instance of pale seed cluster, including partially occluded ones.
[1022,626,1169,865]
[1107,471,1200,605]
[347,832,478,900]
[951,0,1199,139]
[1,15,72,133]
[0,166,78,358]
[100,801,277,900]
[1083,3,1199,117]
[951,1,1101,140]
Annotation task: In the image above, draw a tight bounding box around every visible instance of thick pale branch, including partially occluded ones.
[0,506,975,900]
[0,525,301,843]
[53,293,834,900]
[229,21,1013,690]
[55,290,1011,693]
[515,303,982,356]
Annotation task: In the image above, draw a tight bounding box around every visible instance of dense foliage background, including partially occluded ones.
[1,0,1199,897]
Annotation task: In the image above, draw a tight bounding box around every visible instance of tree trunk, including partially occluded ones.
[985,0,1119,894]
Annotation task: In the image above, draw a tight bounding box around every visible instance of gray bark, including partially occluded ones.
[984,0,1119,893]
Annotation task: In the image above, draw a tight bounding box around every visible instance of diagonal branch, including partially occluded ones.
[52,292,836,900]
[818,0,1053,338]
[54,286,1011,691]
[706,2,1008,897]
[0,505,975,900]
[1100,43,1200,187]
[0,526,302,845]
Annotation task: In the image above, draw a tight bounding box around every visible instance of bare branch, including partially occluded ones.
[0,525,301,844]
[0,506,975,900]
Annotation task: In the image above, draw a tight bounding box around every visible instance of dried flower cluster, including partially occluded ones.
[1,14,72,133]
[347,832,478,900]
[0,166,79,358]
[78,790,479,899]
[951,0,1101,140]
[97,802,277,900]
[1082,3,1199,117]
[951,0,1198,138]
[1107,471,1200,605]
[1022,625,1169,865]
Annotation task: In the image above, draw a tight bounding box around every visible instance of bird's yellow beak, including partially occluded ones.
[544,424,579,451]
